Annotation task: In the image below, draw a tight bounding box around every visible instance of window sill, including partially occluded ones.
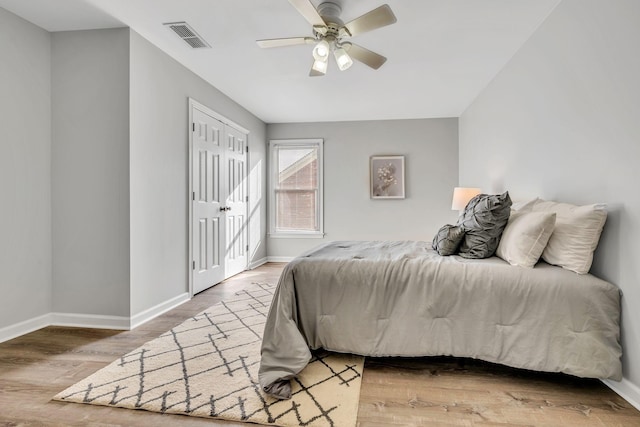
[268,232,325,239]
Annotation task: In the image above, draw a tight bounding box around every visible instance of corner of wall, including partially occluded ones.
[603,378,640,412]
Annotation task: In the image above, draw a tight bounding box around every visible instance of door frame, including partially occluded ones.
[188,98,250,297]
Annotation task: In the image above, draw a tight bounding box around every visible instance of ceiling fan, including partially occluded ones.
[257,0,397,76]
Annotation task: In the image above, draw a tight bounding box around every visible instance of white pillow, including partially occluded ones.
[510,198,539,212]
[496,211,556,268]
[530,200,607,274]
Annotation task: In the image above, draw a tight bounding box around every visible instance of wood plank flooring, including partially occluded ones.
[0,263,638,426]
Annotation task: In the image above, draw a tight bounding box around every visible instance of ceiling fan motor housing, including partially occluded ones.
[317,2,343,24]
[315,1,347,45]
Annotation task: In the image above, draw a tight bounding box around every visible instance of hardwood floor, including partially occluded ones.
[0,263,638,426]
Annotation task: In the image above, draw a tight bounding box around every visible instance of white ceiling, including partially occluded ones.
[0,0,560,123]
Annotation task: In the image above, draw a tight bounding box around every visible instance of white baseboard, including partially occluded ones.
[267,256,294,263]
[130,292,190,329]
[51,312,130,330]
[0,313,51,344]
[0,293,191,342]
[603,378,640,411]
[248,257,268,270]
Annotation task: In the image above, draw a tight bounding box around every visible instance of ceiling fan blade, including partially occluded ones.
[288,0,326,28]
[342,4,397,37]
[257,37,315,48]
[344,43,387,70]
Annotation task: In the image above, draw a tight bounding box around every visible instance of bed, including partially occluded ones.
[258,240,622,398]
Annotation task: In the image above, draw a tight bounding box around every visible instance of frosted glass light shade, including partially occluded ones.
[334,47,353,71]
[311,58,328,74]
[451,187,481,211]
[313,39,330,60]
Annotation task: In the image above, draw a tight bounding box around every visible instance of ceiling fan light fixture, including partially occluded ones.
[334,46,353,71]
[311,57,328,75]
[257,0,397,76]
[312,39,330,60]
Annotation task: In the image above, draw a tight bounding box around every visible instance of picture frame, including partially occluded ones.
[370,155,405,199]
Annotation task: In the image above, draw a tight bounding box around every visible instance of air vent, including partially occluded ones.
[164,21,211,49]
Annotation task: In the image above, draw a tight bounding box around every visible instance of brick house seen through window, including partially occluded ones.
[277,149,317,231]
[270,139,323,236]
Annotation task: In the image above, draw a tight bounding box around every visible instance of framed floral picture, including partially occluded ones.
[370,155,405,199]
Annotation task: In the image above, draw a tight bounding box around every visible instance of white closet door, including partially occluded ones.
[192,108,225,294]
[191,102,249,295]
[224,125,248,278]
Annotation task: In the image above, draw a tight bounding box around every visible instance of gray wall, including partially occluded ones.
[459,0,640,391]
[0,19,267,332]
[129,31,267,315]
[51,28,131,316]
[267,119,459,258]
[0,8,52,326]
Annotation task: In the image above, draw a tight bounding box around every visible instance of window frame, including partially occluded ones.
[268,138,324,238]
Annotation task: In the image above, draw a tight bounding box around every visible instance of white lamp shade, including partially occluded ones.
[333,47,353,71]
[313,39,330,60]
[311,58,328,74]
[451,187,481,211]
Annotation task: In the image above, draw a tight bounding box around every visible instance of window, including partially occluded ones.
[269,139,323,237]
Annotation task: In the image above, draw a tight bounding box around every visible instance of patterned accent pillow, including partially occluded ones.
[432,224,465,256]
[457,191,512,259]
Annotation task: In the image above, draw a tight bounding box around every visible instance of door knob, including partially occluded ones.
[219,206,232,212]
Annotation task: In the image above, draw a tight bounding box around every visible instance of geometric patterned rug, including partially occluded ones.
[53,282,364,427]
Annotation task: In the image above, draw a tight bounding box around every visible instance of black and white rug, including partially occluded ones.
[53,282,363,427]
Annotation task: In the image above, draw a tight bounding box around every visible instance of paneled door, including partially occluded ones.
[192,108,225,294]
[224,126,249,278]
[191,103,248,295]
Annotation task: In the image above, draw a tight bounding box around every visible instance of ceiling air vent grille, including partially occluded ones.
[164,21,211,49]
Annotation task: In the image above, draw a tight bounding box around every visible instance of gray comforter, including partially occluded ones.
[258,241,622,396]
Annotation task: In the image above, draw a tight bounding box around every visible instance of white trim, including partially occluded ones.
[189,98,250,135]
[248,257,268,270]
[603,378,640,411]
[188,98,194,298]
[0,313,51,344]
[50,312,130,330]
[267,256,295,263]
[268,233,325,239]
[268,139,324,239]
[0,292,192,342]
[130,292,191,329]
